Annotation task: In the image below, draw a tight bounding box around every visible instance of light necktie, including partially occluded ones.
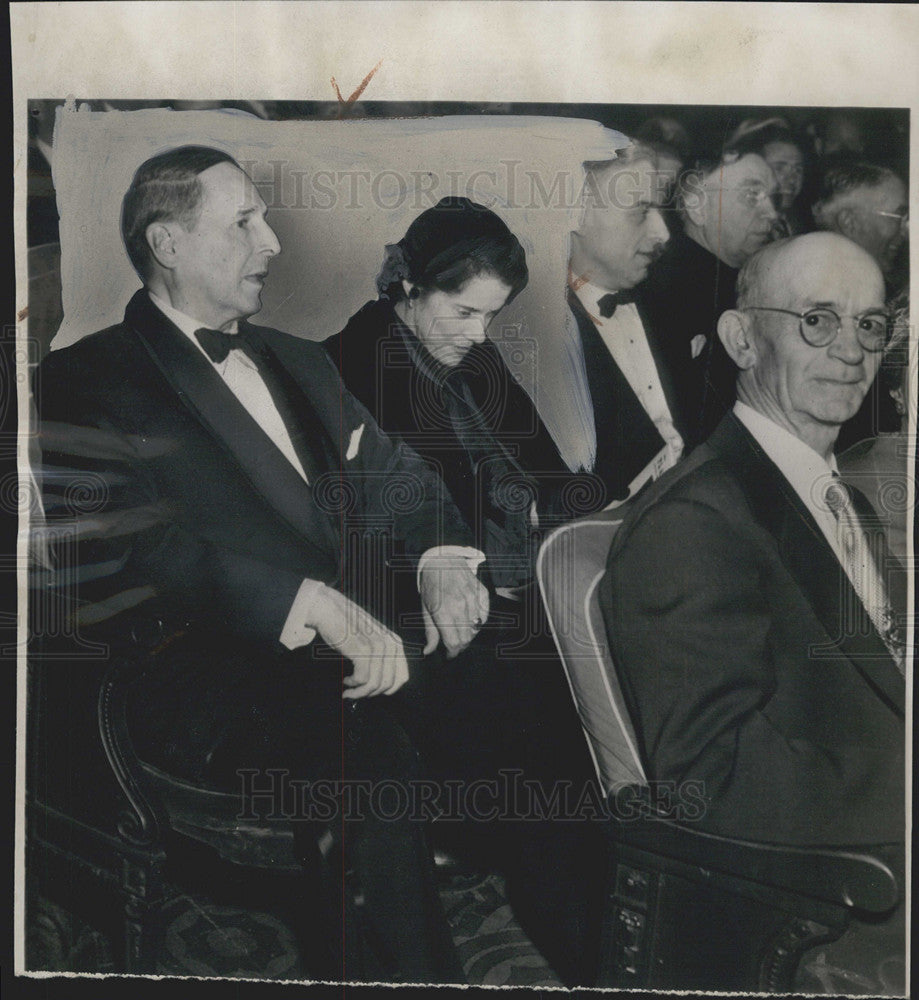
[824,476,905,675]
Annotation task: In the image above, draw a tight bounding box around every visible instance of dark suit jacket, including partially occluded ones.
[35,290,470,776]
[640,229,741,447]
[324,298,576,587]
[600,413,905,847]
[567,288,690,502]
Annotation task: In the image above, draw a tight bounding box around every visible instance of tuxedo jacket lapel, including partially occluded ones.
[708,415,905,714]
[568,291,666,496]
[126,292,340,573]
[238,322,342,481]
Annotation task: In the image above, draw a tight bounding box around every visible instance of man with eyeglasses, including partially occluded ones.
[601,232,905,990]
[642,149,780,448]
[602,230,904,884]
[812,160,908,285]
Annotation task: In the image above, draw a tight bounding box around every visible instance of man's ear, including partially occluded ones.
[681,174,708,228]
[146,222,180,271]
[835,206,860,240]
[718,310,758,370]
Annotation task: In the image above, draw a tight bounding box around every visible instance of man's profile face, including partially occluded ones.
[749,241,885,437]
[170,163,281,329]
[849,175,908,276]
[696,154,778,268]
[574,158,670,291]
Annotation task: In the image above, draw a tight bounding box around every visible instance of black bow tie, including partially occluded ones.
[195,326,245,364]
[597,289,636,319]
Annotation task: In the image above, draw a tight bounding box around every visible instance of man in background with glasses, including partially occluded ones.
[812,160,908,290]
[601,233,905,990]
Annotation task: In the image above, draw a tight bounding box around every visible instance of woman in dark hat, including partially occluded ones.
[324,196,572,593]
[324,198,599,983]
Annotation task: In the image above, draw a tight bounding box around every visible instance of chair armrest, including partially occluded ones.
[612,814,899,913]
[97,651,169,848]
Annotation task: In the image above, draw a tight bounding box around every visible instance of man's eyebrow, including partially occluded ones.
[802,300,886,312]
[236,204,265,218]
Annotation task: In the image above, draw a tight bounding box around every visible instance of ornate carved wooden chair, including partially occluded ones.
[26,625,353,977]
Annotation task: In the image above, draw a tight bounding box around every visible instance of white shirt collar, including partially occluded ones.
[734,400,839,508]
[572,279,627,318]
[148,290,239,340]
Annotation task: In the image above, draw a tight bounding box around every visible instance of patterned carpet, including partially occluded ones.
[28,871,564,986]
[29,877,905,992]
[440,873,563,987]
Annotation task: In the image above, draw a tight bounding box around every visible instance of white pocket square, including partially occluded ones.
[346,423,365,460]
[690,334,707,360]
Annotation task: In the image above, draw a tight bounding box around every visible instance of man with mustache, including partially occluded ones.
[34,145,490,982]
[565,143,684,505]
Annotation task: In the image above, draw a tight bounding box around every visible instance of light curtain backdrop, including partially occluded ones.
[51,106,629,468]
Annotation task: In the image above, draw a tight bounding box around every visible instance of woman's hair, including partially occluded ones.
[375,197,528,303]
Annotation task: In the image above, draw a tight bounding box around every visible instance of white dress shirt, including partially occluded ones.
[573,281,684,473]
[149,291,309,481]
[735,402,904,669]
[733,401,845,564]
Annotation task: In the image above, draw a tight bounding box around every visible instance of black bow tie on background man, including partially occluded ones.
[597,288,636,319]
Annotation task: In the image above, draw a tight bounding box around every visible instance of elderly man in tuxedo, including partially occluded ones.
[602,232,905,849]
[565,143,681,505]
[34,146,490,983]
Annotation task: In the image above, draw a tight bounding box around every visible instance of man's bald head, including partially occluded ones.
[736,232,884,311]
[719,233,887,459]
